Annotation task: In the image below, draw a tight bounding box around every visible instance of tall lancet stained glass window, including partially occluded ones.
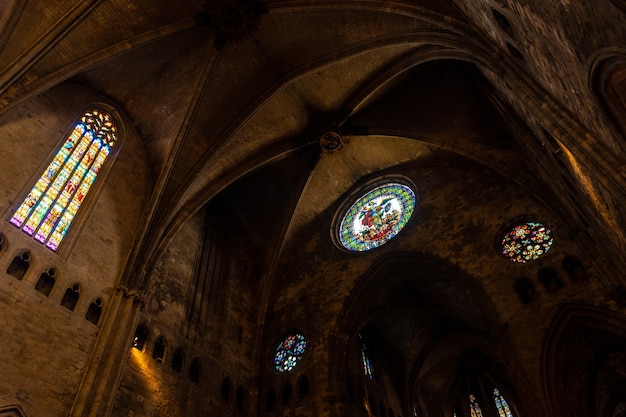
[360,336,373,380]
[492,389,514,417]
[469,394,484,417]
[10,110,117,251]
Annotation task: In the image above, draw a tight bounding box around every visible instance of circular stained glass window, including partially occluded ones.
[501,222,553,263]
[338,183,416,252]
[274,333,307,373]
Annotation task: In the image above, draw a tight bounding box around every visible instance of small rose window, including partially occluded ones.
[501,222,553,263]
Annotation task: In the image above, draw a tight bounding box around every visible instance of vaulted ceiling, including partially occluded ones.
[2,0,544,287]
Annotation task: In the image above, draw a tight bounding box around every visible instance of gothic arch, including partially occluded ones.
[134,30,507,291]
[0,0,26,53]
[589,51,626,146]
[330,253,511,417]
[542,303,626,417]
[0,404,28,417]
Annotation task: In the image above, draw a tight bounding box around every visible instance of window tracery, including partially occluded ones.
[501,222,553,263]
[273,333,307,372]
[337,182,416,252]
[10,110,117,251]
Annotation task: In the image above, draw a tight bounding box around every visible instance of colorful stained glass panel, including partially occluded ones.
[493,388,514,417]
[501,222,553,263]
[470,394,484,417]
[339,183,416,252]
[274,333,307,373]
[360,339,373,380]
[10,111,117,251]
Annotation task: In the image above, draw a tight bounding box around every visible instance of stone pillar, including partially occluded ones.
[68,286,143,417]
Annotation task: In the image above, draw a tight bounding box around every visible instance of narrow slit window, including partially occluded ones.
[132,325,147,351]
[282,382,292,406]
[10,110,117,251]
[236,386,246,411]
[152,336,166,362]
[35,268,56,296]
[60,283,80,311]
[221,377,232,403]
[360,335,374,380]
[189,357,202,383]
[85,298,103,324]
[171,347,184,372]
[297,375,309,400]
[6,251,31,280]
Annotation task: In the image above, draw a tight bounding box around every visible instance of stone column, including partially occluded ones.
[68,286,143,417]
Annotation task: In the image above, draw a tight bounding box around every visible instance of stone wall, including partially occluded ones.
[0,83,149,416]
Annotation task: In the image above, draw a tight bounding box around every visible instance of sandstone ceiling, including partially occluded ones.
[3,2,626,415]
[0,0,594,289]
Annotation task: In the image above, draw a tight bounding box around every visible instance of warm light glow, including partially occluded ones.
[129,346,161,392]
[560,144,622,243]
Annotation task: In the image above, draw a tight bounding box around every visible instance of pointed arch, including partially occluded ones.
[34,267,56,296]
[0,404,29,417]
[60,282,81,311]
[9,107,121,252]
[542,303,626,417]
[85,298,103,324]
[152,336,167,363]
[6,250,31,280]
[171,346,185,372]
[589,51,626,146]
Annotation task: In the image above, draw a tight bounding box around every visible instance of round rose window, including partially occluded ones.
[274,333,307,373]
[338,183,416,252]
[501,222,553,263]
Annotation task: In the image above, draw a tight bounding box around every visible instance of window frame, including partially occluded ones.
[5,103,124,257]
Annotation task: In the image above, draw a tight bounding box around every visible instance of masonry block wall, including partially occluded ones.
[0,84,149,416]
[0,1,625,416]
[266,152,602,417]
[113,206,258,417]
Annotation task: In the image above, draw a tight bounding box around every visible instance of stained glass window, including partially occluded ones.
[360,336,373,380]
[470,394,484,417]
[492,388,514,417]
[274,333,307,373]
[10,110,117,251]
[338,183,416,252]
[501,222,553,263]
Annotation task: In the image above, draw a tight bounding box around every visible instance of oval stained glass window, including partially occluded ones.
[274,333,307,373]
[501,222,553,263]
[338,183,416,252]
